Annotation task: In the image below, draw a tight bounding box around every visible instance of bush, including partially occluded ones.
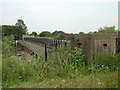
[47,44,87,78]
[2,56,23,87]
[2,55,46,87]
[2,35,16,57]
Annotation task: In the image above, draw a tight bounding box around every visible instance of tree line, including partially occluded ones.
[79,26,119,34]
[1,19,119,40]
[31,31,71,40]
[31,26,118,40]
[1,19,27,40]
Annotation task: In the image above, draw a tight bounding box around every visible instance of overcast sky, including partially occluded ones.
[0,0,119,34]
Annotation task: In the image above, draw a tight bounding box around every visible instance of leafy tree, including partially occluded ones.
[39,31,51,37]
[52,30,66,39]
[88,31,98,34]
[52,30,59,36]
[88,31,93,34]
[66,34,71,40]
[93,31,97,34]
[79,32,85,34]
[31,32,37,37]
[1,25,16,36]
[98,26,118,34]
[1,19,28,40]
[15,19,28,35]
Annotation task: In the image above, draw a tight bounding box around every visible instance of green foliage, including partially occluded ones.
[15,19,27,35]
[94,53,118,66]
[2,36,119,88]
[35,36,52,39]
[52,30,66,39]
[87,26,118,34]
[0,40,2,54]
[2,57,23,87]
[2,25,16,36]
[66,34,71,40]
[31,32,37,37]
[39,31,51,37]
[2,19,28,39]
[2,35,23,57]
[2,35,16,57]
[71,47,85,71]
[79,32,85,34]
[88,31,98,34]
[98,26,118,34]
[89,53,119,72]
[38,30,71,40]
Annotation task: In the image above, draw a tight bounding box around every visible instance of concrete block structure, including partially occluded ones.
[71,34,118,64]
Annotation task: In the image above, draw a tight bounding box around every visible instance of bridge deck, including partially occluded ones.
[18,40,54,58]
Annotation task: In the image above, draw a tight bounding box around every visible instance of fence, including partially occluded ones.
[23,37,68,62]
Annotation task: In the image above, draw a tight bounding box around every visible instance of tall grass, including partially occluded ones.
[89,53,119,72]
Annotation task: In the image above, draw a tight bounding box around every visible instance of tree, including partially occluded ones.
[79,32,85,34]
[39,31,51,37]
[15,19,28,35]
[1,25,16,36]
[88,31,93,34]
[1,19,28,40]
[98,26,118,34]
[52,30,66,39]
[93,31,97,34]
[31,32,37,37]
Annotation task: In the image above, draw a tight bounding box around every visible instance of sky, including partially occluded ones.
[0,0,119,34]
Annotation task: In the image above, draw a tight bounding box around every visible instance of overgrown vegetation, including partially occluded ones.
[1,19,27,40]
[30,30,71,40]
[2,36,119,88]
[88,26,118,34]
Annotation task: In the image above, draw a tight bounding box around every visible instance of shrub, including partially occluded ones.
[89,53,119,72]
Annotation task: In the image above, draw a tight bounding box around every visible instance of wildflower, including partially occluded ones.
[97,82,103,85]
[39,83,41,86]
[62,80,65,82]
[47,82,49,84]
[19,76,22,79]
[52,79,54,82]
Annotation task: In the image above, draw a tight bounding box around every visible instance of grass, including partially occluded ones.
[11,71,118,88]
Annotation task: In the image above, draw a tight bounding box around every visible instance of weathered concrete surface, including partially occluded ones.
[71,34,118,64]
[18,40,54,58]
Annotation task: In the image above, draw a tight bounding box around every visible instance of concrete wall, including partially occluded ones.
[71,34,118,64]
[71,34,93,63]
[93,34,118,54]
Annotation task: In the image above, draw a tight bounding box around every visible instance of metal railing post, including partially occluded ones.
[45,44,47,62]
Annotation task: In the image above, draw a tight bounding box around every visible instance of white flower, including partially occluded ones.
[62,80,65,82]
[52,79,54,81]
[97,82,103,85]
